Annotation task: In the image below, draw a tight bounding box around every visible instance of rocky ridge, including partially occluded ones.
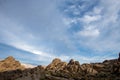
[0,53,120,80]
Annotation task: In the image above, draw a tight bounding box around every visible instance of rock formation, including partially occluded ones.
[45,58,67,71]
[0,56,25,72]
[64,59,82,73]
[0,53,120,80]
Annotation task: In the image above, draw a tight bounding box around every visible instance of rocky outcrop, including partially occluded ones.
[16,65,45,80]
[0,65,45,80]
[0,56,25,72]
[46,58,67,71]
[0,53,120,80]
[64,59,82,73]
[44,54,120,80]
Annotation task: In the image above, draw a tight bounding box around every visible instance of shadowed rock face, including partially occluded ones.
[118,53,120,61]
[0,54,120,80]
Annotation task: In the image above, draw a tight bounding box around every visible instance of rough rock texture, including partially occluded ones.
[81,63,98,75]
[0,56,25,72]
[16,65,45,80]
[0,65,45,80]
[0,54,120,80]
[64,59,81,73]
[45,58,67,71]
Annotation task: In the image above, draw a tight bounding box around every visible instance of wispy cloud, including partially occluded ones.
[76,26,100,37]
[0,0,120,65]
[63,0,120,52]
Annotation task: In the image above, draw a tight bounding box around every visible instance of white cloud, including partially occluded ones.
[69,0,120,52]
[8,40,71,62]
[93,7,102,14]
[76,55,116,63]
[63,18,78,26]
[82,15,101,24]
[77,27,100,37]
[4,34,110,64]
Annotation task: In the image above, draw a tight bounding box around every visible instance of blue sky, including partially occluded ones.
[0,0,120,65]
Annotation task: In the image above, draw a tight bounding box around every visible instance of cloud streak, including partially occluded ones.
[0,0,120,65]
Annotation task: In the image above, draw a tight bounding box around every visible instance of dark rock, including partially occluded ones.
[118,52,120,61]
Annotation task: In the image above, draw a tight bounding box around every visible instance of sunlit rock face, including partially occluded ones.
[0,56,25,72]
[46,58,67,71]
[0,54,120,80]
